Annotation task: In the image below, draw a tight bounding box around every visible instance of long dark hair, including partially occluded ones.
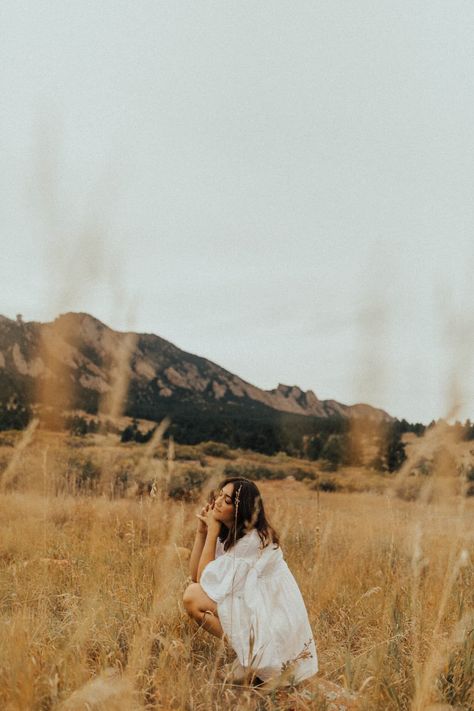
[215,477,279,552]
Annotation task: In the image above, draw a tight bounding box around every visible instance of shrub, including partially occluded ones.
[385,431,407,472]
[318,478,338,493]
[172,444,202,461]
[309,478,338,492]
[136,479,155,497]
[199,441,237,459]
[462,420,474,440]
[67,416,89,436]
[167,467,208,501]
[66,456,101,494]
[223,463,316,482]
[65,415,100,436]
[417,457,433,476]
[112,468,130,498]
[289,467,316,481]
[321,435,345,471]
[395,478,426,502]
[306,435,323,461]
[0,400,32,431]
[77,458,101,493]
[121,424,136,443]
[223,463,286,481]
[120,420,155,444]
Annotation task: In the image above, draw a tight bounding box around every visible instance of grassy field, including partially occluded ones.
[0,426,473,710]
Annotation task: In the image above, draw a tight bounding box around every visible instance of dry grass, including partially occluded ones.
[0,430,473,710]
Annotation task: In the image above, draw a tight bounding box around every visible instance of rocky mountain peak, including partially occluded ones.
[0,311,393,424]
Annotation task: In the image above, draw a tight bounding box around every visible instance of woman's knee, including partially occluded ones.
[183,583,200,615]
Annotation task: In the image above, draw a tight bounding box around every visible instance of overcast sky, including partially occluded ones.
[2,1,474,424]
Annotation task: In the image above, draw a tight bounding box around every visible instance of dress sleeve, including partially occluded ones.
[215,538,225,558]
[200,554,250,604]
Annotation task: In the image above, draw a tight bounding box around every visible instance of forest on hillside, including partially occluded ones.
[2,394,473,474]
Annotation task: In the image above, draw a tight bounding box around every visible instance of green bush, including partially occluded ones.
[289,467,316,481]
[167,467,209,501]
[321,435,345,471]
[173,444,202,460]
[306,435,324,460]
[223,463,316,481]
[199,441,237,459]
[223,463,286,481]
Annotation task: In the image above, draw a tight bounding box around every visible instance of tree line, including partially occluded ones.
[2,396,474,475]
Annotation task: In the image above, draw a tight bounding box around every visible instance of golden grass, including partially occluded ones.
[0,431,473,710]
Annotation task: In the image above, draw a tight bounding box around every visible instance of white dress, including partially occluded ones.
[200,529,318,683]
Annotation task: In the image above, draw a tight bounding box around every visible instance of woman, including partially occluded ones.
[183,477,318,685]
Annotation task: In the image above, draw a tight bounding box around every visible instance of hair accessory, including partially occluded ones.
[232,483,243,547]
[234,483,242,510]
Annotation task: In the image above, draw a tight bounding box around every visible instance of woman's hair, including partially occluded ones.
[215,477,279,551]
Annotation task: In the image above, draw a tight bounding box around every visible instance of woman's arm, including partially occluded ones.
[190,529,207,582]
[197,525,220,582]
[190,503,210,582]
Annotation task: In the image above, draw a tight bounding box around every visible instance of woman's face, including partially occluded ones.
[213,483,235,526]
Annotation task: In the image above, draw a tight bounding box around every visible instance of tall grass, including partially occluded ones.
[0,429,472,710]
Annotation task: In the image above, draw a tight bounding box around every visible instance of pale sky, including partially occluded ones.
[2,1,474,424]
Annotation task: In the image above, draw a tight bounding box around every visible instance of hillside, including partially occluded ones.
[0,313,392,451]
[0,312,392,429]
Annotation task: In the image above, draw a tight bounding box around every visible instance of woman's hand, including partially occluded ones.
[196,503,211,534]
[196,502,221,536]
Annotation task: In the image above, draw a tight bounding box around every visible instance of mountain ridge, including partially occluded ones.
[0,312,393,423]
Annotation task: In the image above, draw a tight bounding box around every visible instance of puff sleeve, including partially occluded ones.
[200,554,250,604]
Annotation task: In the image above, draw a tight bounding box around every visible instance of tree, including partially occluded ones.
[120,420,138,443]
[0,399,32,431]
[321,435,345,471]
[67,415,88,436]
[463,420,474,441]
[385,429,407,472]
[306,435,324,461]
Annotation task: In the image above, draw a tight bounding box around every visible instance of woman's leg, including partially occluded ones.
[183,583,224,638]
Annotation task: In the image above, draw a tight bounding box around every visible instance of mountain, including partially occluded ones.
[0,312,392,424]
